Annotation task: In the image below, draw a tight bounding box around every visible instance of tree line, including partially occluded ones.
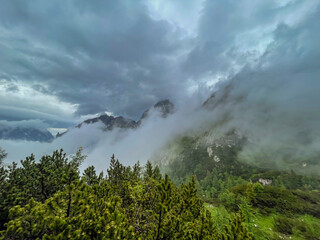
[0,147,251,239]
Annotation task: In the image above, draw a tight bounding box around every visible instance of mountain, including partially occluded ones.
[77,99,174,129]
[151,128,246,176]
[77,114,138,130]
[57,99,175,138]
[0,127,54,142]
[138,99,174,125]
[151,84,320,177]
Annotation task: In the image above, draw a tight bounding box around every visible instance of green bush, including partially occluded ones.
[274,216,295,235]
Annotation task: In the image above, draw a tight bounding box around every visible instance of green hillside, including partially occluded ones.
[1,133,320,239]
[151,131,320,239]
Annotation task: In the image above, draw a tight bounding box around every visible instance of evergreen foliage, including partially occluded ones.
[0,149,252,239]
[155,134,320,239]
[1,142,320,239]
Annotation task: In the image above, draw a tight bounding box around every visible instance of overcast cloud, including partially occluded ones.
[0,0,191,124]
[1,0,320,173]
[1,0,317,127]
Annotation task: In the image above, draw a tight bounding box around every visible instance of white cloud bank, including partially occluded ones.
[0,100,213,172]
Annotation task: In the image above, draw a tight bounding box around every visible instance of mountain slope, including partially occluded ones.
[137,99,174,125]
[77,115,138,130]
[57,99,175,138]
[0,127,53,142]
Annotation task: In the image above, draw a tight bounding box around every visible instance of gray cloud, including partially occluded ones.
[1,0,320,175]
[0,103,212,172]
[0,0,192,121]
[0,0,319,134]
[203,4,320,173]
[0,119,48,131]
[183,0,317,79]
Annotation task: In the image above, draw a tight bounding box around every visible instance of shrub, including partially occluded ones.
[274,216,295,235]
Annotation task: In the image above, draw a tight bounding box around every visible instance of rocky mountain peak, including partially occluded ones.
[154,99,175,117]
[57,99,174,138]
[138,99,174,125]
[77,114,138,131]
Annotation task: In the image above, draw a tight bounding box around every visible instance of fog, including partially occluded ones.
[1,2,319,175]
[0,99,213,172]
[201,8,320,174]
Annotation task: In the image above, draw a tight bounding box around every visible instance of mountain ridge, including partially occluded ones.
[0,127,54,142]
[56,99,175,138]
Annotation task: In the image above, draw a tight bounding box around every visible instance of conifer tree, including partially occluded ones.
[107,154,126,185]
[132,161,142,180]
[223,211,253,240]
[0,151,259,239]
[0,147,8,230]
[153,166,162,181]
[83,165,99,185]
[0,148,6,165]
[154,174,173,240]
[144,160,153,180]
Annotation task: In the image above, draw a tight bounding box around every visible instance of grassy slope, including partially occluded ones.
[205,204,320,240]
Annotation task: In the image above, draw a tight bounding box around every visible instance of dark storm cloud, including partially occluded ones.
[0,0,319,126]
[1,0,320,173]
[0,0,189,120]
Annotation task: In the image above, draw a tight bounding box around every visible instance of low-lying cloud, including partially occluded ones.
[202,6,320,174]
[1,0,319,176]
[0,99,213,172]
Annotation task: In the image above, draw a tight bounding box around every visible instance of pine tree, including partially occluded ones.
[83,165,99,185]
[0,148,6,165]
[107,154,126,185]
[144,160,153,180]
[0,147,8,230]
[153,166,162,181]
[154,174,173,240]
[132,161,141,180]
[223,211,253,240]
[0,151,257,239]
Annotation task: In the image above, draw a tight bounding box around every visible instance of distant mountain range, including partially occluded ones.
[0,127,54,142]
[0,100,174,142]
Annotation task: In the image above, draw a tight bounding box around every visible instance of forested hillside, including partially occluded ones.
[153,133,320,239]
[0,148,252,239]
[1,145,320,239]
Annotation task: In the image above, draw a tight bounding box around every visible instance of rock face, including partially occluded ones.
[0,127,54,142]
[152,128,244,170]
[138,99,174,125]
[77,99,174,130]
[56,132,66,138]
[77,115,138,131]
[153,99,175,117]
[57,99,174,138]
[258,178,273,186]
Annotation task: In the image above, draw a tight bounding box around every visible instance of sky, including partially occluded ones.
[0,0,320,173]
[1,0,318,128]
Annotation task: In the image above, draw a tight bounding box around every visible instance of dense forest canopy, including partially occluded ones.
[0,147,319,239]
[0,148,252,239]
